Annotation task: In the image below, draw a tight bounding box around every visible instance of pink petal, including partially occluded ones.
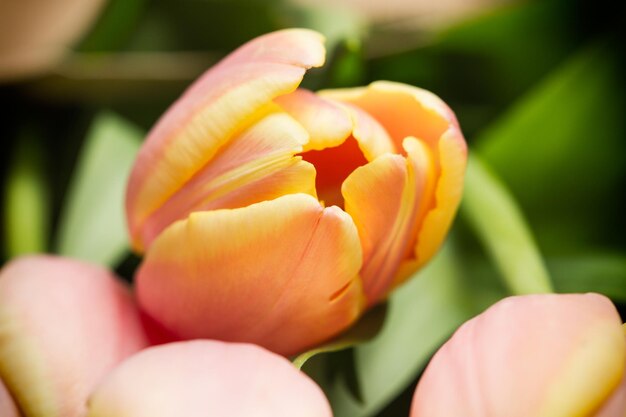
[87,340,333,417]
[0,256,148,417]
[411,293,626,417]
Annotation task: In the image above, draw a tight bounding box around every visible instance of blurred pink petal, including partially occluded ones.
[411,293,626,417]
[0,255,148,417]
[87,340,333,417]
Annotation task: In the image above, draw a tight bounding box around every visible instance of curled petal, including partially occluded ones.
[138,112,317,247]
[87,341,332,417]
[322,81,466,285]
[137,194,364,356]
[275,89,353,151]
[342,138,431,305]
[0,256,148,417]
[0,378,19,417]
[127,29,326,252]
[411,293,626,417]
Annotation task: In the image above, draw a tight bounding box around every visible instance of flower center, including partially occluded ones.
[299,136,368,208]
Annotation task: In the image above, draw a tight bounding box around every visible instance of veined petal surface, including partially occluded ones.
[137,194,364,356]
[126,29,326,252]
[411,293,626,417]
[0,256,148,417]
[87,341,332,417]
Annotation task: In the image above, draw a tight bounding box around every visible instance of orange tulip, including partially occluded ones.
[410,293,626,417]
[87,340,333,417]
[127,28,467,355]
[0,256,148,417]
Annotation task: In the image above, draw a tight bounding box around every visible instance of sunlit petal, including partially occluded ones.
[127,29,326,252]
[322,81,466,285]
[137,194,364,355]
[138,112,316,247]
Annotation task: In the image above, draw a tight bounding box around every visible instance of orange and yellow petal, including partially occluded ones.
[87,341,332,417]
[342,138,431,305]
[275,88,352,151]
[394,130,466,286]
[137,194,364,356]
[411,293,626,417]
[0,256,148,417]
[138,112,317,247]
[322,81,466,288]
[126,29,326,252]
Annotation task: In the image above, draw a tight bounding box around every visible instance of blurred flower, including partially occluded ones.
[87,340,333,417]
[0,0,107,81]
[0,256,148,417]
[411,293,626,417]
[126,28,466,355]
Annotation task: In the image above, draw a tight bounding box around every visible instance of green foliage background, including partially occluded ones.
[1,0,624,415]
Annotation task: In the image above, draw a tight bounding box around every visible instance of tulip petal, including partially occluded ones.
[0,256,148,417]
[87,341,332,417]
[322,81,466,285]
[277,88,396,208]
[595,327,626,417]
[275,88,353,151]
[138,112,317,247]
[137,194,364,355]
[0,378,20,417]
[127,29,326,251]
[411,293,626,417]
[342,138,431,305]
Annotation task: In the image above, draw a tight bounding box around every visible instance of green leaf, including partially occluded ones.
[461,155,553,295]
[477,41,626,253]
[293,303,387,370]
[55,112,142,267]
[4,132,50,257]
[321,242,478,417]
[549,254,626,302]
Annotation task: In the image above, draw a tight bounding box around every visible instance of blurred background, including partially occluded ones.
[1,0,624,415]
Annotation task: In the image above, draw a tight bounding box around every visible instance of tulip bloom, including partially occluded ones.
[0,256,148,417]
[127,28,466,355]
[87,340,332,417]
[411,293,626,417]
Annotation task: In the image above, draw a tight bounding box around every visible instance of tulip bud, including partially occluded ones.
[87,340,333,417]
[0,256,148,417]
[127,28,466,355]
[410,293,626,417]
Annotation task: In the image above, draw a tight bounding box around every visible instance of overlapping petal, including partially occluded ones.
[137,112,316,247]
[0,256,148,417]
[321,81,466,298]
[137,194,364,356]
[410,293,626,417]
[126,29,326,252]
[126,29,467,356]
[87,341,332,417]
